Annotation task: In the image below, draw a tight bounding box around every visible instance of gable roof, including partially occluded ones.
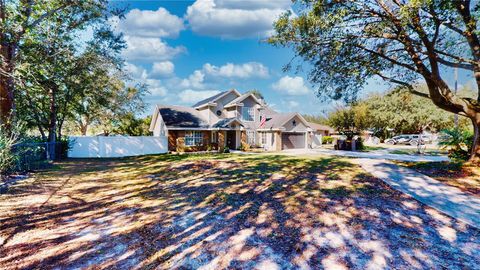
[224,93,262,108]
[212,117,244,128]
[192,89,241,108]
[155,105,209,128]
[261,113,310,130]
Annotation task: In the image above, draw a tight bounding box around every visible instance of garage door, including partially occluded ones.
[282,132,305,149]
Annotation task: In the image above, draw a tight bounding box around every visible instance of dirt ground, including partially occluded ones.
[398,161,480,197]
[0,154,479,269]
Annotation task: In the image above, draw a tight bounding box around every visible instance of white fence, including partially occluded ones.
[68,136,168,158]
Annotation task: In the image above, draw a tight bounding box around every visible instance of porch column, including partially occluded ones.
[275,131,282,151]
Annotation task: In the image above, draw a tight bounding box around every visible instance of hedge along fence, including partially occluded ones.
[68,136,168,158]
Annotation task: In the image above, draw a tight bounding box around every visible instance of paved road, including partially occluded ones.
[282,148,480,229]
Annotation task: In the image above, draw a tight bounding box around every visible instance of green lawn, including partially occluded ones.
[0,153,478,269]
[389,148,448,156]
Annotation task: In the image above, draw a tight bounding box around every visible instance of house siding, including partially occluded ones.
[283,115,308,132]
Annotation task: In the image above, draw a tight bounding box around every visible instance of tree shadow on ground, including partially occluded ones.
[0,153,479,269]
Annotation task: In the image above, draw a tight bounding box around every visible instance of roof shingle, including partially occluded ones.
[157,105,209,128]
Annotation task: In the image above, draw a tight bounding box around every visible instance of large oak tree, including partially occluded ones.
[0,0,112,127]
[269,0,480,162]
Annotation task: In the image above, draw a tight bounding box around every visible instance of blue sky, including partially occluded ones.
[108,0,474,117]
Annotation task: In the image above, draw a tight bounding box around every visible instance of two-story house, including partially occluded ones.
[149,89,325,152]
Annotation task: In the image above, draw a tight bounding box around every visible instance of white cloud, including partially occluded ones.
[178,89,221,103]
[150,86,168,97]
[272,76,310,95]
[180,70,205,89]
[151,61,175,77]
[122,36,186,61]
[112,8,184,38]
[145,79,168,97]
[124,62,148,80]
[203,62,269,79]
[185,0,290,39]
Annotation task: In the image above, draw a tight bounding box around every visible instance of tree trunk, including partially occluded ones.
[57,119,64,141]
[48,85,57,143]
[80,122,88,135]
[470,117,480,163]
[0,46,15,127]
[37,124,47,141]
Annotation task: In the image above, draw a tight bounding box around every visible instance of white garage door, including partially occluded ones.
[282,132,305,149]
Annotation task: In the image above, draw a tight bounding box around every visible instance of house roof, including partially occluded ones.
[261,112,309,129]
[212,117,244,128]
[224,93,262,108]
[308,122,335,133]
[156,105,209,128]
[192,89,241,108]
[262,113,296,129]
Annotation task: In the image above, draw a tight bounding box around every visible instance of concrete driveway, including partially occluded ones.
[282,148,480,229]
[282,148,449,162]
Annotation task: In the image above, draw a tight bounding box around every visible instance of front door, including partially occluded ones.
[227,130,236,149]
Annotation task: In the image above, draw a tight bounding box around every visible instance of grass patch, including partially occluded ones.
[361,145,387,152]
[390,149,447,156]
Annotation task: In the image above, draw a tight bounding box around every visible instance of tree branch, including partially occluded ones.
[436,57,474,70]
[374,72,430,99]
[354,43,417,72]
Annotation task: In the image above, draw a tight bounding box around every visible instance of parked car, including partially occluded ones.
[385,134,429,146]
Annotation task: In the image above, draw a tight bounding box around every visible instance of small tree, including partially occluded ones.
[112,113,152,136]
[327,104,369,138]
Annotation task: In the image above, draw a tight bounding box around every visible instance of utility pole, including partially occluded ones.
[454,65,459,129]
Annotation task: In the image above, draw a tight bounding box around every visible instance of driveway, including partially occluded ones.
[282,148,449,162]
[282,148,480,229]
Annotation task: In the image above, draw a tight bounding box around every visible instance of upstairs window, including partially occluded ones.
[242,107,254,121]
[185,131,203,146]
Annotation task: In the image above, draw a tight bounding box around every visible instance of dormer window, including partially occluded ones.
[242,107,254,121]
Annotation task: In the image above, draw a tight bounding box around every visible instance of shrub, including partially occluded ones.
[176,137,185,153]
[322,136,334,144]
[438,128,473,160]
[0,126,18,176]
[240,142,250,151]
[223,146,230,153]
[355,137,365,151]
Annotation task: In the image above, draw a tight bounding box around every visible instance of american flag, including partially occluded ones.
[260,114,266,128]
